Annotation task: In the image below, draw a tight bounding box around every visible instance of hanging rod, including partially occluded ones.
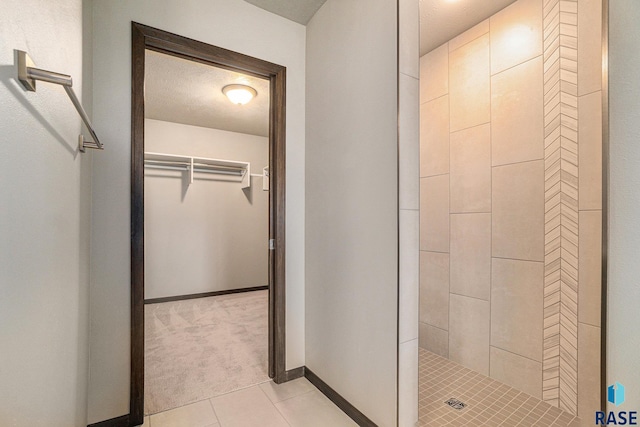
[16,50,103,153]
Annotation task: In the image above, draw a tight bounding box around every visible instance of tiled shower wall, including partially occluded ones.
[418,0,602,419]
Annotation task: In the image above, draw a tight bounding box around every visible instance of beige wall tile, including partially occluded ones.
[579,91,603,210]
[420,251,449,330]
[449,294,490,375]
[420,44,448,104]
[449,19,489,53]
[419,322,449,358]
[491,57,544,166]
[490,0,543,75]
[450,213,491,301]
[578,323,602,420]
[399,74,420,210]
[420,95,449,177]
[490,346,542,399]
[399,210,419,343]
[449,34,490,132]
[578,0,603,96]
[399,0,419,79]
[450,123,491,212]
[491,258,543,361]
[492,161,544,261]
[420,175,450,252]
[579,210,602,327]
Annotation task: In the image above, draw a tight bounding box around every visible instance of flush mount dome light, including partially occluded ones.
[222,84,257,105]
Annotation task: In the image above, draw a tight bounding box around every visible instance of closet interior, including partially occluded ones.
[142,48,271,416]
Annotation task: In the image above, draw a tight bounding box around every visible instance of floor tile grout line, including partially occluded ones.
[513,399,543,427]
[495,392,528,426]
[270,387,317,405]
[268,391,294,427]
[207,397,221,426]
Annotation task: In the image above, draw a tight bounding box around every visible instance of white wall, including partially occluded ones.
[305,1,398,426]
[89,1,306,422]
[0,0,91,426]
[145,120,269,300]
[608,0,640,410]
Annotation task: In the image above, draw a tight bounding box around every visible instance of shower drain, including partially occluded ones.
[444,398,467,410]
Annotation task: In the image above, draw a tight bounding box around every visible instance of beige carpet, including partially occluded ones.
[144,290,269,415]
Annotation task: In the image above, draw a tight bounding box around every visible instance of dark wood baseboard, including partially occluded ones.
[280,366,305,382]
[304,368,378,427]
[87,414,130,427]
[144,285,268,305]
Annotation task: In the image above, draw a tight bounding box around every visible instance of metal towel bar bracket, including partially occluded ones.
[17,50,103,152]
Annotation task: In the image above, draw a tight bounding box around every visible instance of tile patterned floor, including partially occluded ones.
[418,349,581,427]
[139,377,358,427]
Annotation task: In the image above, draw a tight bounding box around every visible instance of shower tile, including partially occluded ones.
[578,0,603,96]
[578,323,601,422]
[450,123,491,213]
[490,346,542,399]
[420,175,449,252]
[491,57,544,166]
[579,91,603,211]
[399,339,419,427]
[420,43,448,104]
[420,95,449,177]
[490,0,543,75]
[450,213,491,301]
[490,258,543,361]
[449,34,490,132]
[578,211,602,327]
[399,0,419,79]
[449,294,490,375]
[399,210,419,343]
[449,19,489,53]
[418,349,580,426]
[492,161,544,262]
[420,251,449,330]
[399,73,420,210]
[419,323,449,358]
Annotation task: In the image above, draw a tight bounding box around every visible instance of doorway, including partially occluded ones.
[130,22,287,425]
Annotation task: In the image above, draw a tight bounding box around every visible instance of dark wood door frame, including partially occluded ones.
[130,22,287,426]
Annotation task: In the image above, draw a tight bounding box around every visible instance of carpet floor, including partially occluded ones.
[144,290,269,415]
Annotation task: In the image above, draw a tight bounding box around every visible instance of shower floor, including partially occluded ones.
[418,349,581,426]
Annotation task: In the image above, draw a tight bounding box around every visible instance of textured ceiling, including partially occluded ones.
[243,0,328,24]
[420,0,518,55]
[144,50,269,137]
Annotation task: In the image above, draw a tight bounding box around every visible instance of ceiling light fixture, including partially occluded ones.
[222,84,257,105]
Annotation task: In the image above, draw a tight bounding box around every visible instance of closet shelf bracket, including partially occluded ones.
[16,50,103,153]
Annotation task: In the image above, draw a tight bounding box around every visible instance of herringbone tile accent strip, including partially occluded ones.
[542,0,579,415]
